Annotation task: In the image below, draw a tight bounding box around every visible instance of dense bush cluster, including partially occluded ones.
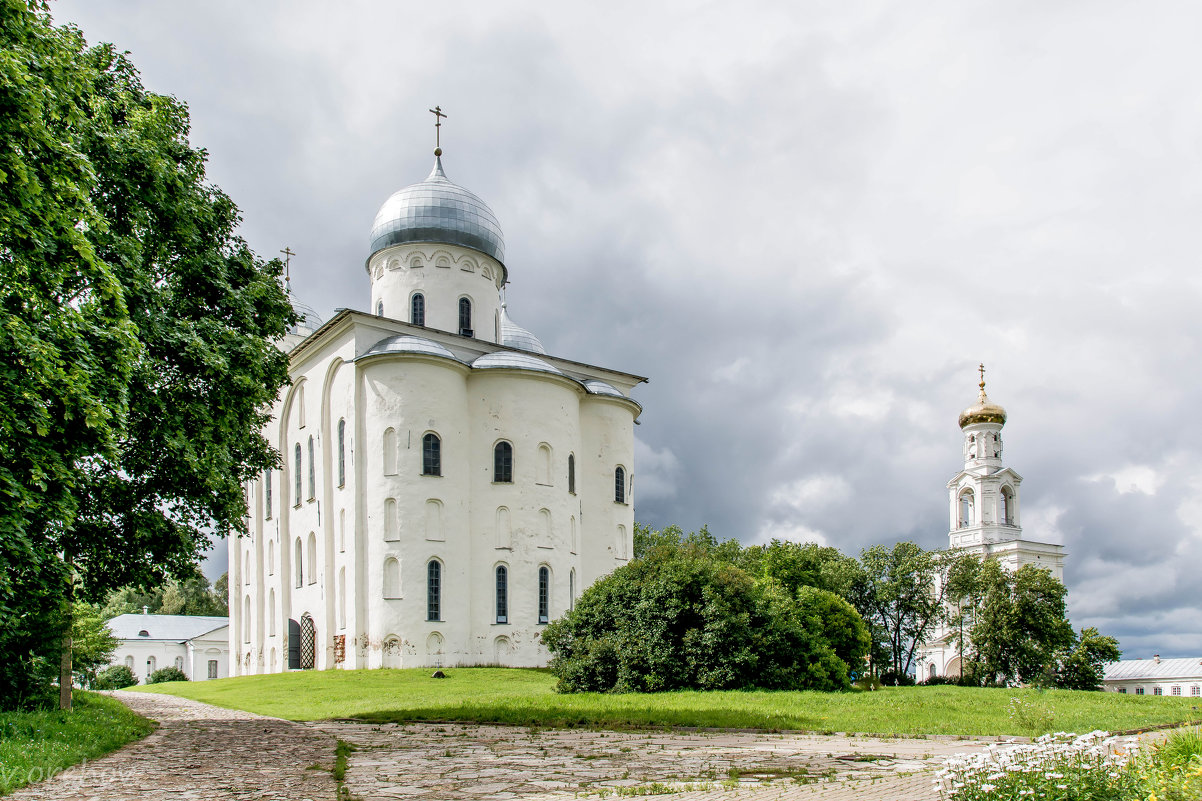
[146,666,188,684]
[91,664,137,690]
[542,544,868,693]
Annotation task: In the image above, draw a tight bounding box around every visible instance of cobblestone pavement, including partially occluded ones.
[7,691,338,801]
[310,720,1004,801]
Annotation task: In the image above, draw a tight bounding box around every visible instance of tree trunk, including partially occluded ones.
[59,564,73,711]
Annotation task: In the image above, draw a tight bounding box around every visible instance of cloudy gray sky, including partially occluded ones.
[52,1,1202,658]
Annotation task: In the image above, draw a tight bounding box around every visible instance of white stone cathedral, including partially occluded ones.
[919,368,1066,679]
[228,143,645,674]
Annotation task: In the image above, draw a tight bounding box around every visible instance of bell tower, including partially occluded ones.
[946,365,1064,580]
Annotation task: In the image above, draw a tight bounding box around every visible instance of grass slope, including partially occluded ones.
[135,667,1201,736]
[0,691,154,795]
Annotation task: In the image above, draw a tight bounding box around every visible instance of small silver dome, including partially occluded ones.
[583,380,624,397]
[289,297,323,336]
[472,351,563,376]
[369,156,505,266]
[359,335,460,362]
[499,305,546,354]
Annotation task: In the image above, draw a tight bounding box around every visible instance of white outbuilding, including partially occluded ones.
[1103,656,1202,697]
[229,142,646,674]
[106,612,230,683]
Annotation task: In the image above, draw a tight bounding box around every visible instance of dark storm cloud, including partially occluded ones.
[51,0,1202,656]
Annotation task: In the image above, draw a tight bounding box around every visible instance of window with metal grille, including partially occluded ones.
[494,442,513,483]
[207,660,218,679]
[538,566,549,623]
[299,614,316,669]
[422,433,441,476]
[1172,686,1181,696]
[1136,687,1145,695]
[265,468,272,518]
[337,419,346,487]
[615,466,626,503]
[427,560,441,621]
[1192,685,1200,697]
[459,297,472,336]
[412,293,425,326]
[1154,687,1163,696]
[568,454,575,494]
[495,565,508,624]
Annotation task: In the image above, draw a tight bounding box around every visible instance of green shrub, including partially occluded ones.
[146,666,188,684]
[879,669,915,687]
[92,664,138,690]
[542,546,859,693]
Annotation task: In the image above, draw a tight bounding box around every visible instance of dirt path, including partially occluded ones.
[7,691,338,800]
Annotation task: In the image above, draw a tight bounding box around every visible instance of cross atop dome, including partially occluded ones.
[429,105,447,155]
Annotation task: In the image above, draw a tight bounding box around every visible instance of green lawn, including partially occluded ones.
[0,691,155,796]
[135,667,1202,737]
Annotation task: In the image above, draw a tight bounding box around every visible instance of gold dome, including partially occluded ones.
[958,364,1007,428]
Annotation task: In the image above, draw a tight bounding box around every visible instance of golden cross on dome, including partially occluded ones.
[978,363,987,396]
[280,246,296,294]
[429,106,447,153]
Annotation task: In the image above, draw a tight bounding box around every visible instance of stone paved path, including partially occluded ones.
[7,691,338,800]
[309,720,1003,801]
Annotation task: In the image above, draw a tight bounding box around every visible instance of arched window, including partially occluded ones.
[338,568,346,629]
[411,293,425,326]
[376,300,384,317]
[958,490,975,528]
[495,565,508,624]
[422,432,441,476]
[616,524,627,559]
[265,468,273,519]
[383,497,398,541]
[570,516,577,553]
[337,418,346,488]
[494,441,513,483]
[425,499,443,541]
[147,655,156,675]
[269,589,276,636]
[569,569,576,612]
[307,435,315,500]
[1000,486,1014,525]
[294,537,303,588]
[243,596,251,643]
[426,560,441,621]
[567,454,575,494]
[537,443,552,485]
[458,297,473,336]
[495,507,512,549]
[297,384,306,428]
[615,466,626,504]
[339,508,346,552]
[383,557,401,599]
[307,531,317,584]
[124,655,134,670]
[294,444,302,505]
[538,566,550,624]
[383,427,398,476]
[267,539,274,575]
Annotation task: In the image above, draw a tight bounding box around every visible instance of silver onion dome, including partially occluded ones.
[499,304,546,354]
[369,155,505,267]
[288,297,323,336]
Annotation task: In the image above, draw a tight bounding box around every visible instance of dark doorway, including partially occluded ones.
[287,618,301,669]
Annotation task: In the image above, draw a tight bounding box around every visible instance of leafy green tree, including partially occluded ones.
[795,585,870,675]
[966,561,1074,685]
[0,2,292,709]
[101,573,227,619]
[742,540,862,599]
[70,603,118,687]
[91,663,137,690]
[543,544,854,693]
[1055,627,1121,691]
[855,542,949,680]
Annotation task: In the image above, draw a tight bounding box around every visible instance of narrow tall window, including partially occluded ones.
[567,454,575,494]
[295,537,303,587]
[615,466,626,503]
[411,293,425,326]
[376,300,384,317]
[422,433,441,476]
[383,427,398,475]
[337,419,346,488]
[269,589,276,636]
[569,569,576,612]
[267,539,274,575]
[427,560,441,621]
[458,297,472,336]
[495,565,508,623]
[294,444,302,505]
[538,566,550,624]
[494,441,513,483]
[265,468,273,519]
[1000,486,1014,525]
[383,558,401,599]
[307,531,317,584]
[307,435,315,500]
